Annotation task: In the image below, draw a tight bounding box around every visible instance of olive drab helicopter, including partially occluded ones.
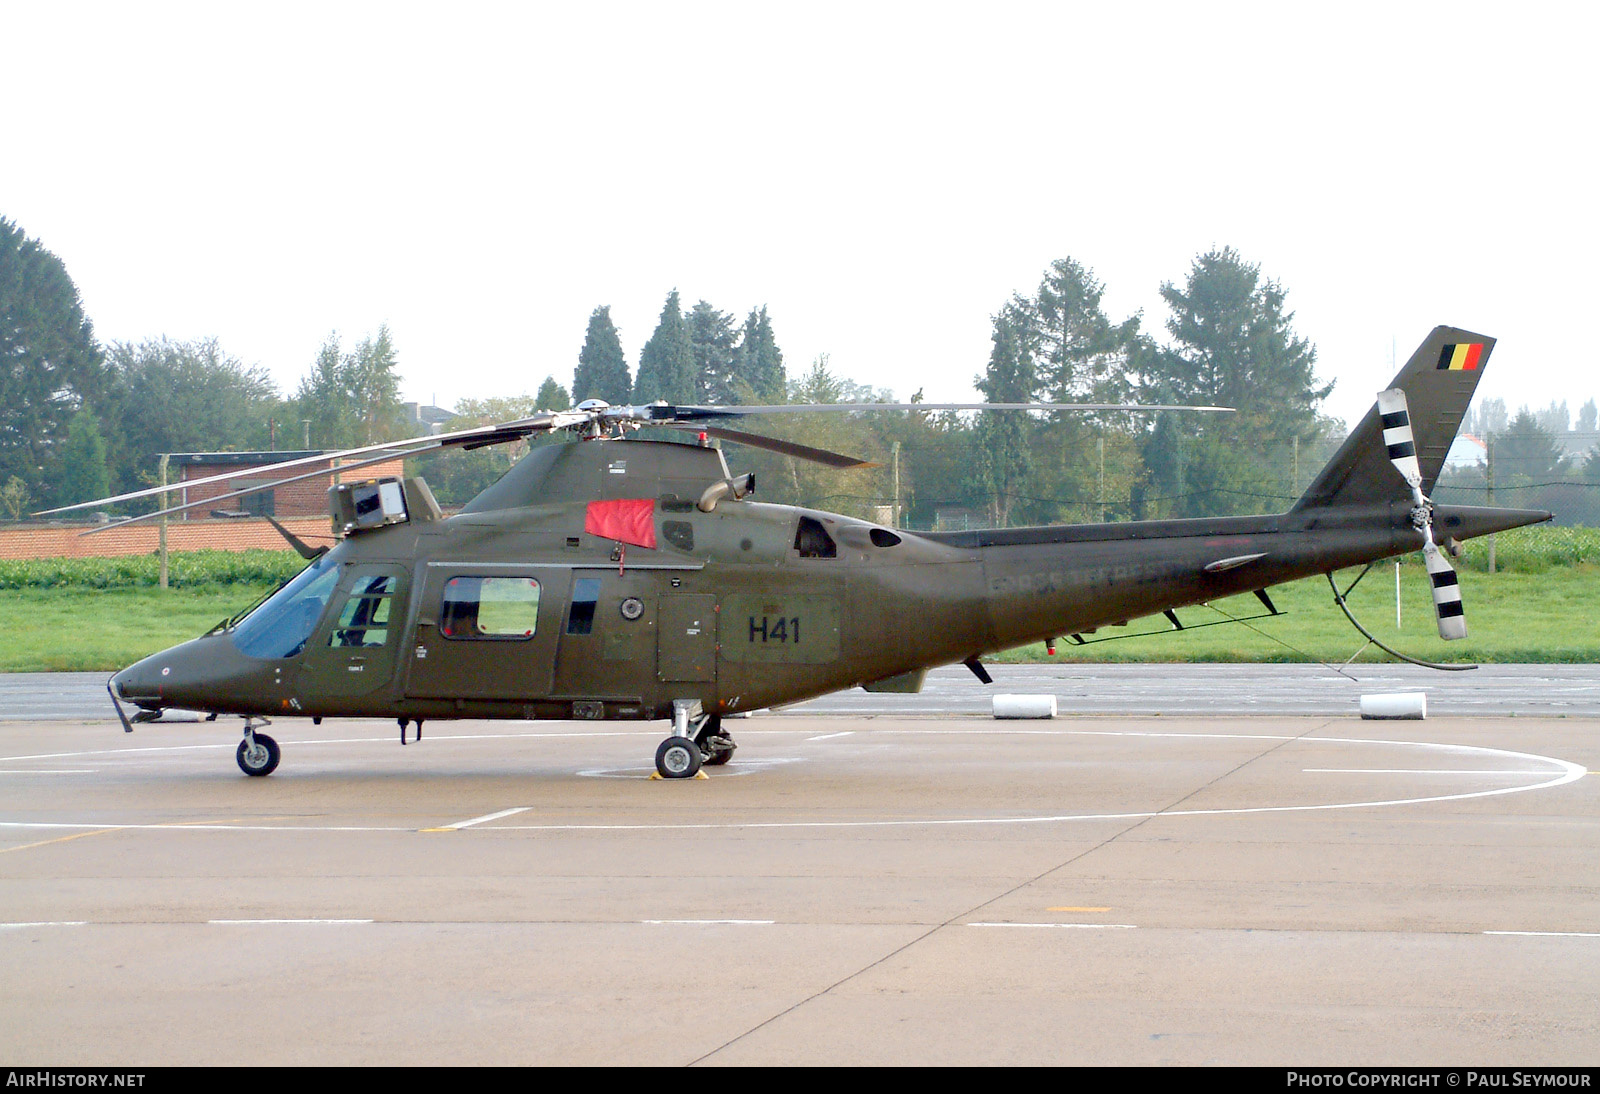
[47,326,1549,779]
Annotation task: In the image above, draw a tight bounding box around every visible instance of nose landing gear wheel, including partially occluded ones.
[237,733,280,777]
[654,736,703,779]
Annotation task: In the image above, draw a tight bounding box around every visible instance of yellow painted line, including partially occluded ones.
[0,828,122,855]
[1048,906,1112,913]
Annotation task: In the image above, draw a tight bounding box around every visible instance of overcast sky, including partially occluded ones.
[4,2,1595,431]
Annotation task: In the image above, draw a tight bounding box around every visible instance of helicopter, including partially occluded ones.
[51,325,1548,779]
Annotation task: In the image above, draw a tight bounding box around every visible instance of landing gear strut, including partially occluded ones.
[653,701,735,779]
[695,714,736,767]
[236,718,280,777]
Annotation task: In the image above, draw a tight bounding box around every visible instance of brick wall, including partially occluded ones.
[177,457,407,518]
[0,516,337,561]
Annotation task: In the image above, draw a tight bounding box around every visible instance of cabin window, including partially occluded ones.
[794,516,837,558]
[440,576,540,639]
[231,555,341,659]
[567,577,602,634]
[329,574,396,648]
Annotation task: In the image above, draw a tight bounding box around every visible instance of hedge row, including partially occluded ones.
[0,549,307,590]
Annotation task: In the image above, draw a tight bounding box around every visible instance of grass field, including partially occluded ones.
[2,553,1595,673]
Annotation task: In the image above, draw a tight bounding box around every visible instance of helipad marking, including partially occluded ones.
[1305,769,1546,775]
[0,921,86,929]
[1484,930,1600,938]
[0,828,122,855]
[0,770,97,775]
[642,919,773,925]
[439,807,531,830]
[806,731,854,742]
[0,732,1582,836]
[968,922,1136,930]
[209,919,373,925]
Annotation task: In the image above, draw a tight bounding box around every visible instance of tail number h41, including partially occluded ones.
[749,615,800,644]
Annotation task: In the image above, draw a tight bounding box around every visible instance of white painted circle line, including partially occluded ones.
[641,919,774,925]
[1483,930,1600,938]
[0,731,1582,835]
[0,921,86,929]
[208,919,373,925]
[967,922,1136,930]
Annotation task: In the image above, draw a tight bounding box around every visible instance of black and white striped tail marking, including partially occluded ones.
[1377,388,1423,492]
[1424,542,1467,640]
[1376,387,1467,641]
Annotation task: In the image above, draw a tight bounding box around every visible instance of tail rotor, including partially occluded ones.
[1377,388,1467,640]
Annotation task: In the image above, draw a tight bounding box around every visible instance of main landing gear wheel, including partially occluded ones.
[236,733,280,777]
[655,736,703,779]
[694,715,736,767]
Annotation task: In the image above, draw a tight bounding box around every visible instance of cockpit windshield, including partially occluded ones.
[231,555,341,659]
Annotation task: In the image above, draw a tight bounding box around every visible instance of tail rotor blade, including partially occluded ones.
[1423,540,1468,640]
[1376,388,1425,500]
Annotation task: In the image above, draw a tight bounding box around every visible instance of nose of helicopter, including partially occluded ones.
[110,634,254,714]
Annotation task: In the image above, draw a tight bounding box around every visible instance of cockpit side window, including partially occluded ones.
[794,516,837,559]
[231,556,342,659]
[329,574,397,648]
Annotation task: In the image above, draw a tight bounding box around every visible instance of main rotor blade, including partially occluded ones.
[35,411,581,517]
[679,426,879,469]
[649,401,1234,421]
[76,445,438,534]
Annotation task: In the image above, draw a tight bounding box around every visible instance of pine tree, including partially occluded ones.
[1148,247,1329,516]
[1016,258,1139,403]
[535,376,571,411]
[0,217,106,496]
[57,410,111,505]
[572,306,630,404]
[633,291,696,404]
[686,300,739,405]
[971,308,1035,527]
[1157,247,1329,443]
[735,307,786,403]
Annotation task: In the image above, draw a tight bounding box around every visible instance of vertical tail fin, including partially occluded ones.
[1293,326,1493,511]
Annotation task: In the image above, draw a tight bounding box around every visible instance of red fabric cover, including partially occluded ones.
[584,498,657,549]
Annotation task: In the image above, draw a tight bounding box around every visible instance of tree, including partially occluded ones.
[104,337,280,491]
[535,376,571,411]
[686,300,739,405]
[56,409,111,505]
[1493,411,1566,484]
[1013,257,1140,404]
[1148,247,1330,516]
[572,306,630,404]
[346,325,404,444]
[414,394,548,506]
[971,308,1035,527]
[1577,398,1597,435]
[0,217,106,497]
[633,291,696,404]
[292,326,407,449]
[735,307,786,403]
[1534,399,1571,436]
[0,476,27,522]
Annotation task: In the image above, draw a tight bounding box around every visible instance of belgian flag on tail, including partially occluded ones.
[1436,342,1485,370]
